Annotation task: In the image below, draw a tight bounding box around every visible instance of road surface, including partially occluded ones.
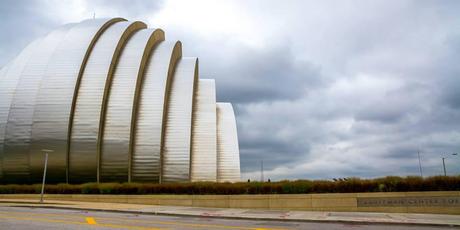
[0,206,456,230]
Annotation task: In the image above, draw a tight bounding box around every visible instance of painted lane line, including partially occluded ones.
[86,217,97,225]
[0,214,164,230]
[0,210,284,230]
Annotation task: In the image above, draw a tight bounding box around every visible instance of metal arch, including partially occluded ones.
[0,63,12,181]
[1,18,242,184]
[216,102,241,182]
[128,30,166,182]
[162,57,198,182]
[4,22,75,184]
[0,38,45,184]
[191,79,217,182]
[0,56,28,182]
[67,18,127,183]
[68,21,146,184]
[99,28,164,183]
[29,18,125,184]
[131,41,182,182]
[96,21,147,183]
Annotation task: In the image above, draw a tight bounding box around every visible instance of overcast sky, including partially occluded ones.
[1,0,459,180]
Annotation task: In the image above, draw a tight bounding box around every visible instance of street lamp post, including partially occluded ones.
[260,160,264,182]
[442,157,447,176]
[40,149,54,203]
[441,153,459,177]
[417,151,423,177]
[453,153,459,175]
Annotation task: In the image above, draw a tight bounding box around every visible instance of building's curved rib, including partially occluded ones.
[216,103,241,182]
[4,23,75,184]
[29,18,125,183]
[0,37,54,183]
[100,29,164,183]
[69,21,146,183]
[0,18,241,184]
[0,45,42,182]
[191,79,217,182]
[131,42,182,182]
[162,57,198,182]
[0,63,12,180]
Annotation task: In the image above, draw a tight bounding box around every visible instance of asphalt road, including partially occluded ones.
[0,206,457,230]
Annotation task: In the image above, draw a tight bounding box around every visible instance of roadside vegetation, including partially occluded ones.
[0,176,459,194]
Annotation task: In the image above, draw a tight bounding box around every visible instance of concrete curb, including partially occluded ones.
[3,203,459,228]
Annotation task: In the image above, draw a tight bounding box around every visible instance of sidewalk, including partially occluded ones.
[0,198,459,227]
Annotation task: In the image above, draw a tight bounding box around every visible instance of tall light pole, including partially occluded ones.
[417,151,423,177]
[442,157,447,176]
[40,149,53,203]
[442,153,459,177]
[452,153,458,175]
[260,160,264,182]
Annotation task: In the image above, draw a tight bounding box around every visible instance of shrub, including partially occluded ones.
[0,175,459,194]
[81,183,98,194]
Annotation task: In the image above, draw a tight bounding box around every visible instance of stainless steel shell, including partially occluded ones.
[101,29,164,183]
[162,57,198,183]
[0,39,44,183]
[29,18,124,183]
[191,79,217,182]
[0,18,240,184]
[0,45,32,181]
[131,42,182,182]
[4,23,74,184]
[216,103,241,182]
[68,21,146,183]
[0,63,12,180]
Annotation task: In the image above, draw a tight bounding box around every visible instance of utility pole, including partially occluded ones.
[260,160,264,182]
[417,151,423,177]
[442,157,447,176]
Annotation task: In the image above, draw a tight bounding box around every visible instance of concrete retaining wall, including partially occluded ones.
[1,191,459,214]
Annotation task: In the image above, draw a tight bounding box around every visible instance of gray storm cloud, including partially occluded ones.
[1,0,459,180]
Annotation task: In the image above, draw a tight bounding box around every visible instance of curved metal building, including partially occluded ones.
[0,18,240,184]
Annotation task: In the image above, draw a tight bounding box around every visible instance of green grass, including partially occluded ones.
[0,175,459,194]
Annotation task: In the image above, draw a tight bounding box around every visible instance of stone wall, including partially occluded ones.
[1,191,459,214]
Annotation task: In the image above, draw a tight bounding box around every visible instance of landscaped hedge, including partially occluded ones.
[0,176,459,194]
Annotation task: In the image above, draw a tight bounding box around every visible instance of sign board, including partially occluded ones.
[357,197,460,207]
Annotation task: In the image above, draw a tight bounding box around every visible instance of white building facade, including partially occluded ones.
[0,18,240,184]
